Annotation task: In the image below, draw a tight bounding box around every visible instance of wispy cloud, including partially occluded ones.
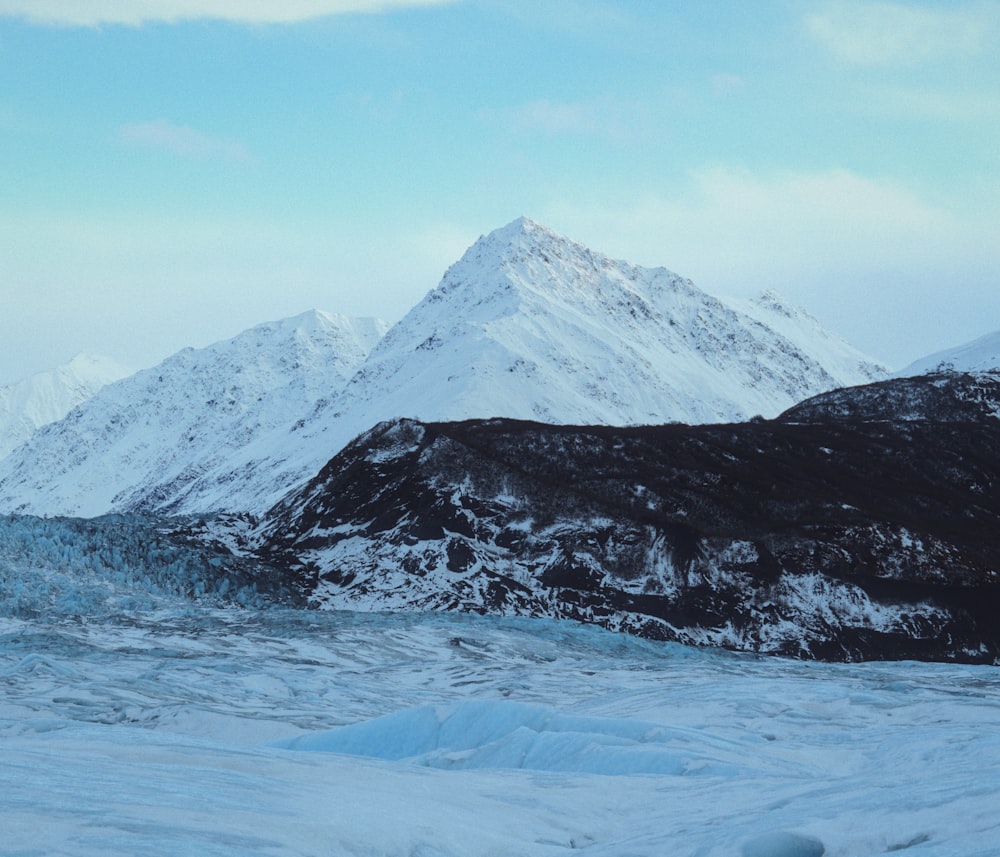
[0,0,458,27]
[866,84,1000,122]
[507,99,605,136]
[544,166,1000,366]
[482,97,638,141]
[118,120,257,163]
[709,73,745,97]
[804,1,998,65]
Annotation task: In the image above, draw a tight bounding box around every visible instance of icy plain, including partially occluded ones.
[2,538,1000,857]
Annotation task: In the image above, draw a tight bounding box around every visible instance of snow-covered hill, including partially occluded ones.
[896,329,1000,376]
[0,312,388,517]
[0,354,131,459]
[0,218,885,517]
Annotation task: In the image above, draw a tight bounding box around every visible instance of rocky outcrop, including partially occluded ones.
[252,373,1000,662]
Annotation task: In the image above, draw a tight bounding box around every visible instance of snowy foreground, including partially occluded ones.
[2,598,999,857]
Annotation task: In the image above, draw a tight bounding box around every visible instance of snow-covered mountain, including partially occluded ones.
[0,218,885,517]
[0,354,131,459]
[0,311,388,517]
[316,218,885,433]
[725,289,886,389]
[896,329,1000,376]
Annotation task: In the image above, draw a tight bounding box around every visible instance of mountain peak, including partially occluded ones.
[433,216,627,312]
[491,215,549,243]
[461,217,582,263]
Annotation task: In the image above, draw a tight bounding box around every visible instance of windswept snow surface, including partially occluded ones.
[0,353,131,459]
[897,329,1000,376]
[1,533,998,856]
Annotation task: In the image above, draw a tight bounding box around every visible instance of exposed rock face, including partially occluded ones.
[253,373,1000,663]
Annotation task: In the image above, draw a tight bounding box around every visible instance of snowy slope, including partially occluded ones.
[0,312,388,517]
[725,289,886,391]
[322,218,886,432]
[896,328,1000,376]
[0,354,131,459]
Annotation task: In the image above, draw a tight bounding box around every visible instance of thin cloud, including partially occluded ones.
[484,97,638,141]
[544,166,999,367]
[0,0,458,27]
[804,1,998,66]
[866,85,1000,122]
[710,73,745,97]
[550,167,963,278]
[118,120,257,163]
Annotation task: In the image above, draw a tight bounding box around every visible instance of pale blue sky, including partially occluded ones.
[1,0,998,382]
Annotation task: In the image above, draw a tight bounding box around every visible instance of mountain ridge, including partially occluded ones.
[0,311,388,517]
[0,353,132,459]
[0,218,886,517]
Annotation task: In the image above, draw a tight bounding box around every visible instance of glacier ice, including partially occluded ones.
[1,548,999,857]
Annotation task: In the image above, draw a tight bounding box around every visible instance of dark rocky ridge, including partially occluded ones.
[253,373,1000,663]
[782,370,1000,423]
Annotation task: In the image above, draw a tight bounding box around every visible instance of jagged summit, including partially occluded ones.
[328,218,885,442]
[434,217,689,309]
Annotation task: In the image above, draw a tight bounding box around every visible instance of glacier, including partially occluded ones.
[2,526,999,856]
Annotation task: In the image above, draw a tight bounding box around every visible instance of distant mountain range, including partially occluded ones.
[0,312,387,517]
[0,218,887,517]
[3,217,998,663]
[0,354,131,459]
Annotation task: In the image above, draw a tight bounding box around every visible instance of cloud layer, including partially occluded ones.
[544,165,999,366]
[119,120,257,163]
[805,1,998,65]
[0,0,457,26]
